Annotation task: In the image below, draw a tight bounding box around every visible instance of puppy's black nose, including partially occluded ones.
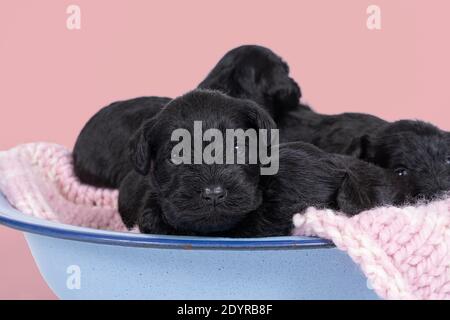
[201,185,227,206]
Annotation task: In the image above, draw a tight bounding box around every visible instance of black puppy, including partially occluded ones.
[73,96,170,188]
[225,142,409,237]
[353,120,450,200]
[121,138,406,237]
[73,45,300,188]
[278,105,450,200]
[119,90,276,235]
[279,105,385,153]
[198,45,300,121]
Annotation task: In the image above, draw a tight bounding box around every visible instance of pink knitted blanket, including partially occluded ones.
[0,143,126,231]
[0,143,449,300]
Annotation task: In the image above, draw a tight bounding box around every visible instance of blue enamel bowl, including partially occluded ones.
[0,192,378,299]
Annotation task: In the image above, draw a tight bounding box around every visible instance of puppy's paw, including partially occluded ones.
[268,80,301,110]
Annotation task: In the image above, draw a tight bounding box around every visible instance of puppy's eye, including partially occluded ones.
[394,167,408,177]
[446,156,450,165]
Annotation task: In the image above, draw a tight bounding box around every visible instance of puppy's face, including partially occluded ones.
[129,90,276,234]
[198,45,301,118]
[360,120,450,201]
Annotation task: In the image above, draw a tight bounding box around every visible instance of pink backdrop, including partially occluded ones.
[0,0,449,299]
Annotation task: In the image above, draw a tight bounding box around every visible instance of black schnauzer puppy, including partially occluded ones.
[223,142,410,237]
[278,104,450,201]
[73,45,300,188]
[73,96,171,188]
[119,90,276,235]
[198,45,300,121]
[121,138,407,237]
[351,120,450,200]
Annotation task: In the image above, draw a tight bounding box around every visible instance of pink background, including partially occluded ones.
[0,0,449,299]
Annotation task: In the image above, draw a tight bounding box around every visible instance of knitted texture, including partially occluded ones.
[293,205,450,299]
[0,143,126,231]
[0,143,449,299]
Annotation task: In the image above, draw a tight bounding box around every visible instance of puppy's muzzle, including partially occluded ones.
[201,185,227,206]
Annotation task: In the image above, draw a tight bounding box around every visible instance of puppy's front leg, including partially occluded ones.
[137,196,178,235]
[138,210,173,235]
[119,171,175,235]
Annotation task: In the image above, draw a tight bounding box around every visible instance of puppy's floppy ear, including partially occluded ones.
[243,102,278,152]
[336,172,371,216]
[244,101,277,131]
[129,118,158,175]
[266,77,301,109]
[347,134,374,161]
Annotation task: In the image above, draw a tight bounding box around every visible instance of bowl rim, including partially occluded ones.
[0,192,333,250]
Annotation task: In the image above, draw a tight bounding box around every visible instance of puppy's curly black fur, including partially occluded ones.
[73,96,170,188]
[354,120,450,200]
[278,104,450,201]
[119,90,276,235]
[121,138,407,237]
[224,142,409,237]
[198,45,300,121]
[73,45,300,188]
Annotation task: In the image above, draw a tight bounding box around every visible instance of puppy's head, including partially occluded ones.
[356,120,450,201]
[129,90,276,234]
[198,45,301,120]
[336,162,409,215]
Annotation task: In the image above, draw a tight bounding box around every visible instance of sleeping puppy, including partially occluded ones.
[197,45,301,121]
[222,142,410,237]
[351,120,450,200]
[278,105,450,201]
[73,45,300,188]
[279,105,386,153]
[121,139,407,237]
[119,90,276,235]
[73,96,170,188]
